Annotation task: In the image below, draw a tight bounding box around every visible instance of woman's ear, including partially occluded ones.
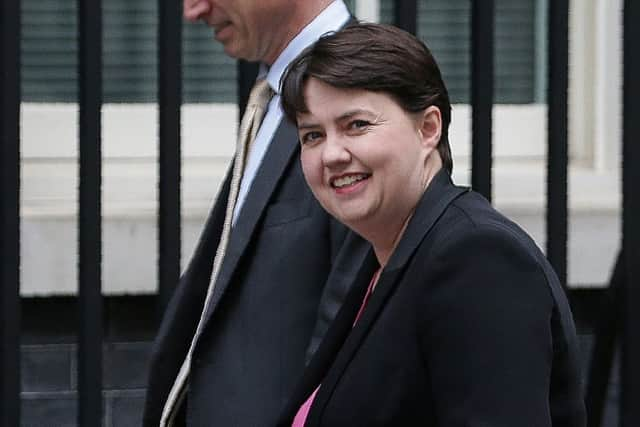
[417,106,442,150]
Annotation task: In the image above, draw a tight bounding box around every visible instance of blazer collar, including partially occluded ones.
[386,169,468,271]
[281,169,469,426]
[277,243,379,426]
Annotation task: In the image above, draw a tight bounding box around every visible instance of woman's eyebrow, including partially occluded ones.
[336,109,375,121]
[297,121,321,130]
[297,109,377,130]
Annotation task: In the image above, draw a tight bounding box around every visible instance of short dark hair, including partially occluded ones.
[281,23,453,173]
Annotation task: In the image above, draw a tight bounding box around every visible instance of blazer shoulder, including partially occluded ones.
[434,191,543,258]
[417,191,558,303]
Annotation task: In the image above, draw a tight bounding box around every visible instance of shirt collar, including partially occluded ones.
[259,1,351,94]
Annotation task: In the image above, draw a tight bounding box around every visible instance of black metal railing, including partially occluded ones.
[586,1,640,426]
[158,0,183,317]
[1,0,21,425]
[77,0,103,424]
[470,0,494,202]
[546,0,569,288]
[1,0,638,425]
[620,3,640,422]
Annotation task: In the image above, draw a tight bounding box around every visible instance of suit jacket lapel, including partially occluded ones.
[182,163,233,287]
[302,171,468,426]
[303,268,402,426]
[200,119,300,324]
[277,245,378,425]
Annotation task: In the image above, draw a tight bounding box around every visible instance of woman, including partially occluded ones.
[278,24,586,426]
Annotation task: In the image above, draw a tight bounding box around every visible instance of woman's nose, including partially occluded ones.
[322,137,351,167]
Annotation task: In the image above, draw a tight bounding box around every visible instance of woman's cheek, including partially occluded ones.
[301,150,321,190]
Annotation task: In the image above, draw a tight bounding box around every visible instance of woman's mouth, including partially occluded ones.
[331,174,370,189]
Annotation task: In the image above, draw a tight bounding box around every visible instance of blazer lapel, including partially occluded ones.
[277,245,378,426]
[183,164,233,282]
[385,170,469,272]
[200,119,300,324]
[304,171,469,426]
[303,268,402,427]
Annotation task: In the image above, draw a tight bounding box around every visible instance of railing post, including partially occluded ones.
[77,0,103,423]
[0,0,21,424]
[470,0,494,201]
[237,61,260,122]
[621,0,640,424]
[393,0,418,35]
[586,251,624,427]
[585,3,639,425]
[158,0,183,316]
[546,0,569,287]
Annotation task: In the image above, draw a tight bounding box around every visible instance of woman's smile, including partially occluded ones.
[330,173,371,193]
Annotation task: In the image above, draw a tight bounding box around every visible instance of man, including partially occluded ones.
[143,1,362,426]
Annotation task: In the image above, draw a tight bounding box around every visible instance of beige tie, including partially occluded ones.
[160,79,274,426]
[208,77,273,303]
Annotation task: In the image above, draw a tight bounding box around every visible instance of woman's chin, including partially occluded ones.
[334,211,376,238]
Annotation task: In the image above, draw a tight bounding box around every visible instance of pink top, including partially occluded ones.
[291,386,320,427]
[291,268,382,427]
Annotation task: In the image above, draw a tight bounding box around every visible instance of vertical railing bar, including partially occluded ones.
[158,0,183,316]
[546,0,569,288]
[586,251,624,427]
[77,0,103,423]
[470,0,494,201]
[0,0,21,424]
[621,0,640,424]
[393,0,418,35]
[237,60,259,121]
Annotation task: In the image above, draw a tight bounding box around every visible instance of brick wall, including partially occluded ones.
[21,342,150,427]
[20,296,155,427]
[18,292,620,426]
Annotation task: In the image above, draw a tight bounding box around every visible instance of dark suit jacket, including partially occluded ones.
[143,118,369,426]
[278,170,587,427]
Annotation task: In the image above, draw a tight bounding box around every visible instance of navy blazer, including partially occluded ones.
[278,170,586,426]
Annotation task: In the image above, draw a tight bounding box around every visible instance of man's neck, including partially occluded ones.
[263,0,336,66]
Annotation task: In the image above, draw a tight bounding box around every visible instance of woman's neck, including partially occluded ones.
[367,162,442,266]
[370,210,414,267]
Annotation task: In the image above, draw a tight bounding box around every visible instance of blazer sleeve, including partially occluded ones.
[418,224,556,427]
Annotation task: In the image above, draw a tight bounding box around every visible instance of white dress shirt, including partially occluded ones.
[232,0,351,223]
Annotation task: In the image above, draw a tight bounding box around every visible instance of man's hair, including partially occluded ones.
[281,23,453,173]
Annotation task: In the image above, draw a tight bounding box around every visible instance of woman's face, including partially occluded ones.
[297,78,441,240]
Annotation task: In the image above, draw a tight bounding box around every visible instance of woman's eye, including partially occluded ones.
[301,131,322,144]
[349,120,371,130]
